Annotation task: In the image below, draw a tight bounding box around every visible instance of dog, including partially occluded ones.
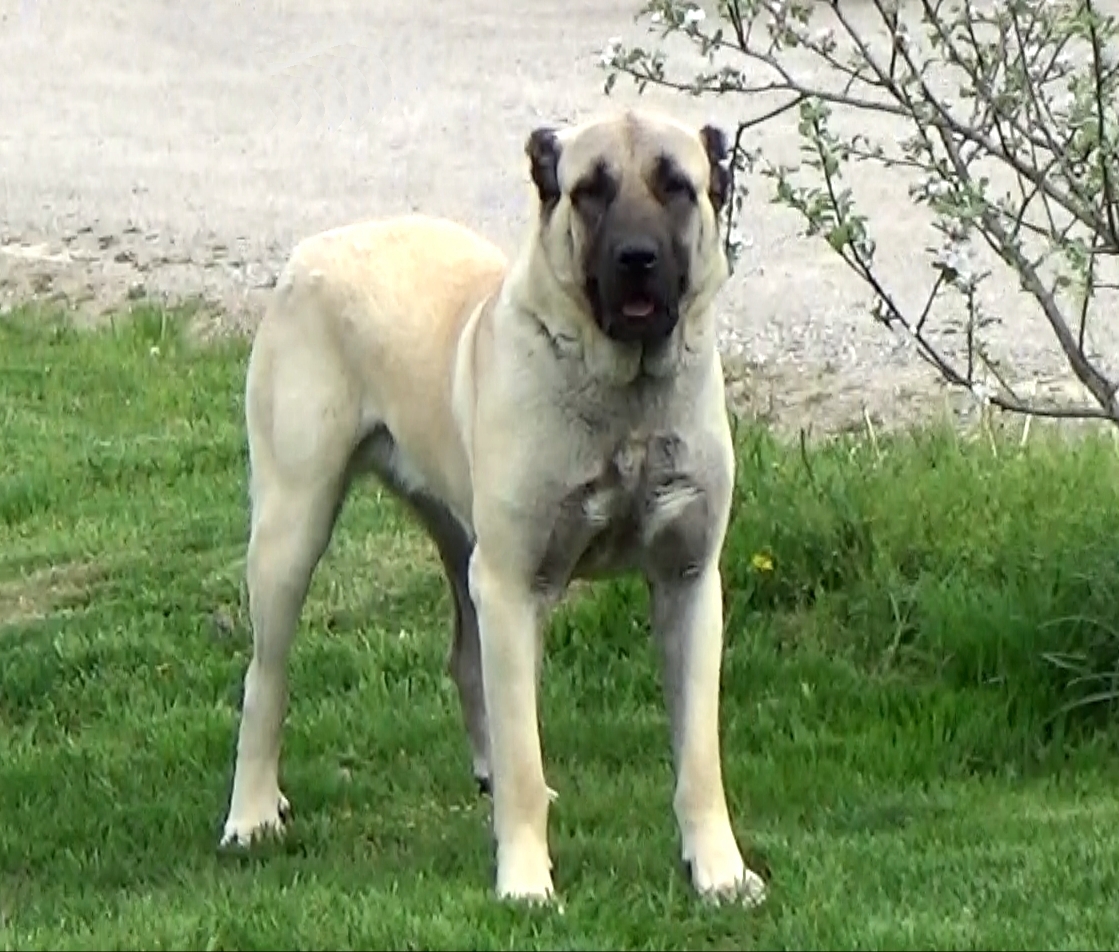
[220,107,766,907]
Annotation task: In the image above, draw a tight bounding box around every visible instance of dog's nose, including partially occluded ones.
[615,240,658,273]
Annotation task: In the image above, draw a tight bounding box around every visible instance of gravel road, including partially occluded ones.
[1,0,1111,433]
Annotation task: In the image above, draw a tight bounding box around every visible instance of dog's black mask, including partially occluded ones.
[581,164,685,345]
[524,123,730,348]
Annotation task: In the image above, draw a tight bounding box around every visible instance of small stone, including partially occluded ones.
[211,607,237,638]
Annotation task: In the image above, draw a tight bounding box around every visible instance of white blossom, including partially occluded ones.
[600,36,623,68]
[683,6,706,27]
[726,220,749,257]
[1050,89,1075,115]
[970,380,995,407]
[935,237,979,292]
[923,177,952,199]
[893,21,911,54]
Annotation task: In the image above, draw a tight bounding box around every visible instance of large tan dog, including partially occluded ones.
[220,107,765,906]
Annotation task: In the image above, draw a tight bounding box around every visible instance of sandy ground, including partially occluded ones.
[1,0,1113,433]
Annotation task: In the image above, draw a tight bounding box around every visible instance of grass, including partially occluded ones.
[2,304,1119,950]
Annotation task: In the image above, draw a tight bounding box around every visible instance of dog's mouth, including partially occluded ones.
[620,295,656,320]
[585,269,683,346]
[600,291,677,345]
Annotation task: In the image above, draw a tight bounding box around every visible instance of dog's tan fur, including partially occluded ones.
[220,108,766,905]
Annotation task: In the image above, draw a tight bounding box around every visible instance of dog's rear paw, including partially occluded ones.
[220,791,291,847]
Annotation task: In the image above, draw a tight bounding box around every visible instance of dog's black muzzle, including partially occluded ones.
[588,231,685,346]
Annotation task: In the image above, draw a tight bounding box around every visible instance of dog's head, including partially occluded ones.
[525,109,732,346]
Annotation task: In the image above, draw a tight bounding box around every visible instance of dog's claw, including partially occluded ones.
[682,857,768,907]
[220,791,291,848]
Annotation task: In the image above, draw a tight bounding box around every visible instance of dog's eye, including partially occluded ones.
[569,163,617,210]
[661,173,696,202]
[570,178,613,208]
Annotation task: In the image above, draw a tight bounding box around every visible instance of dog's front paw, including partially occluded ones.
[496,834,555,904]
[684,821,767,907]
[220,790,291,847]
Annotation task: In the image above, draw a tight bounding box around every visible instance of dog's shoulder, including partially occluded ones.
[269,214,508,359]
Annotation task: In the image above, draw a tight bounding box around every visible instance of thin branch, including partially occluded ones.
[1085,0,1119,246]
[1078,251,1095,352]
[935,119,1119,418]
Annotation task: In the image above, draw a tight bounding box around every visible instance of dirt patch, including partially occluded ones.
[0,561,107,631]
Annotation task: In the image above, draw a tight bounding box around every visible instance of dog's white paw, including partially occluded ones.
[220,790,291,847]
[684,823,767,907]
[496,836,555,904]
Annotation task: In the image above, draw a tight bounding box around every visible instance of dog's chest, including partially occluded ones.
[534,432,716,591]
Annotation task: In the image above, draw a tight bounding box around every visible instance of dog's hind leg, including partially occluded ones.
[222,471,345,846]
[222,336,355,847]
[398,491,557,802]
[405,494,493,794]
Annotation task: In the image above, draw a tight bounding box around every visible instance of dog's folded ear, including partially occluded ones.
[698,124,732,214]
[525,127,563,209]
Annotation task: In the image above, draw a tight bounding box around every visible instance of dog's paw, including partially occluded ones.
[496,836,555,904]
[683,824,767,907]
[220,791,291,847]
[686,857,767,907]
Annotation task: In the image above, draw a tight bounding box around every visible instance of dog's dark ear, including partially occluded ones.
[699,123,731,213]
[525,126,562,208]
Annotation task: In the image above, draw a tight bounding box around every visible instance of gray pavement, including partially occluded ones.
[0,0,1108,431]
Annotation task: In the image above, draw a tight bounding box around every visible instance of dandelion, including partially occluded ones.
[751,552,774,572]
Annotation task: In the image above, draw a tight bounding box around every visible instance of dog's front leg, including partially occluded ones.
[468,546,554,902]
[650,564,767,906]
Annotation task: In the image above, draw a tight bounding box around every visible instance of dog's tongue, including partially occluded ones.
[621,298,655,319]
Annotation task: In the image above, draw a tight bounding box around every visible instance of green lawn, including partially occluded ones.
[2,306,1119,950]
